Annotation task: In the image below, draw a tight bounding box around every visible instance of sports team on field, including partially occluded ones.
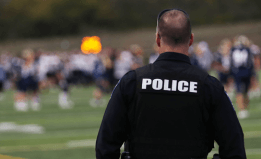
[0,35,259,119]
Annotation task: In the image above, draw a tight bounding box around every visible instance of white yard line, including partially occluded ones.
[0,140,96,153]
[67,139,96,148]
[0,129,259,141]
[0,111,102,120]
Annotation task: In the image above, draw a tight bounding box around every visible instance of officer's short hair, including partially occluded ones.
[157,9,191,46]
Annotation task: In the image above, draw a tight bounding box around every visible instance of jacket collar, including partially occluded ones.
[155,52,191,65]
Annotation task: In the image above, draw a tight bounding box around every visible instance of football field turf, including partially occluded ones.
[0,84,261,159]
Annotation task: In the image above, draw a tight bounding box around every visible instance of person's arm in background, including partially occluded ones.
[204,75,246,159]
[96,71,136,159]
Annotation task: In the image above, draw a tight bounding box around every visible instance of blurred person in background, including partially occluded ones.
[99,47,115,92]
[193,41,213,72]
[14,49,40,111]
[188,45,199,66]
[38,52,57,89]
[212,39,234,98]
[68,50,107,107]
[38,51,74,109]
[70,51,95,85]
[90,51,108,107]
[11,54,24,85]
[130,44,144,70]
[1,52,13,90]
[248,42,261,98]
[113,49,133,84]
[58,53,75,109]
[149,43,159,64]
[0,57,6,101]
[54,52,74,109]
[230,35,254,119]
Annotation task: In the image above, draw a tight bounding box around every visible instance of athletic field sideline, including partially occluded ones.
[0,71,261,159]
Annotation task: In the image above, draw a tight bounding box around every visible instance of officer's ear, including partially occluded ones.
[156,32,161,47]
[189,33,194,47]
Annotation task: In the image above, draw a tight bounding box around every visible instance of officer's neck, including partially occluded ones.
[158,44,189,56]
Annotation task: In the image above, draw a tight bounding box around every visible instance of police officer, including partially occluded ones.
[96,9,246,159]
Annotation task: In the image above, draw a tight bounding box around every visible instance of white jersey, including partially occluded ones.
[114,51,133,80]
[38,54,61,81]
[196,51,213,71]
[2,56,12,73]
[149,53,159,64]
[21,63,37,79]
[221,56,231,71]
[250,44,260,56]
[38,55,50,81]
[197,41,213,71]
[70,54,99,73]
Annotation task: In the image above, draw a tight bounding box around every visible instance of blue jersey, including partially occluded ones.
[93,59,105,80]
[230,45,253,76]
[0,65,6,81]
[11,57,24,80]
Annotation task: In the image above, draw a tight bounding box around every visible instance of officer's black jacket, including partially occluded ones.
[96,52,246,159]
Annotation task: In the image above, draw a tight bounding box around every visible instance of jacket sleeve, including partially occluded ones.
[96,71,136,159]
[204,75,246,159]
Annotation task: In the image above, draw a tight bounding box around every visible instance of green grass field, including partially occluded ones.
[0,82,261,159]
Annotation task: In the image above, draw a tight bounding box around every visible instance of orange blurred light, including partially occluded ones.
[81,36,102,54]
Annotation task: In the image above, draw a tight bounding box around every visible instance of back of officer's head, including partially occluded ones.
[157,10,191,48]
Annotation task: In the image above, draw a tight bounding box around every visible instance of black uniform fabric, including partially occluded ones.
[96,52,246,159]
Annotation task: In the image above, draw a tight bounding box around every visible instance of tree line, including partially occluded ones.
[0,0,260,39]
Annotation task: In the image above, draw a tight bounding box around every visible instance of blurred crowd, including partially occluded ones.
[0,35,260,119]
[189,35,260,119]
[0,44,144,111]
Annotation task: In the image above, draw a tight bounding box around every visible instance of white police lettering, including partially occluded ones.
[142,78,152,89]
[172,80,177,91]
[152,79,163,90]
[178,81,188,92]
[142,78,198,93]
[164,79,171,91]
[189,82,197,93]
